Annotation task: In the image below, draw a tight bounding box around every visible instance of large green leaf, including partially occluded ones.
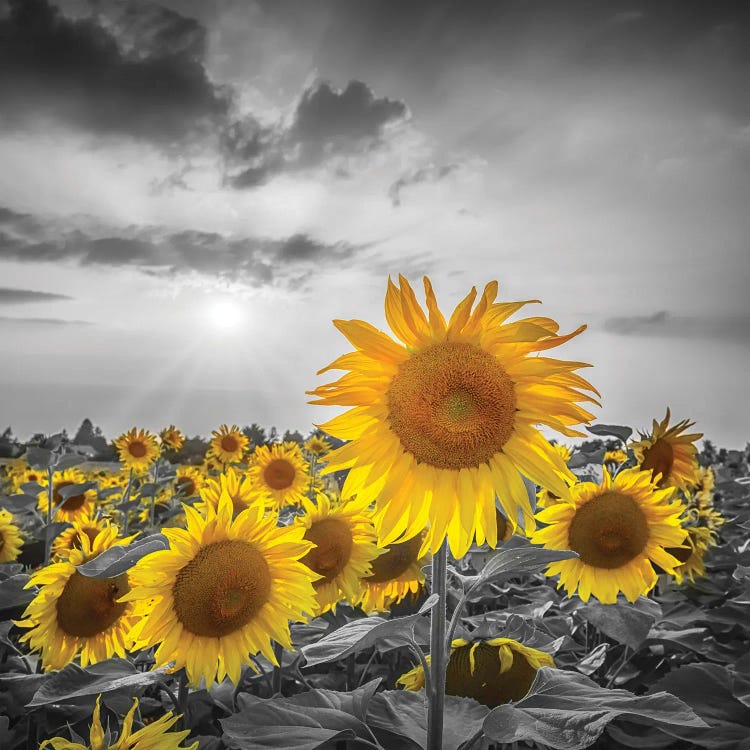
[76,534,168,578]
[483,668,706,748]
[579,598,658,650]
[586,424,633,443]
[301,594,437,667]
[0,574,36,612]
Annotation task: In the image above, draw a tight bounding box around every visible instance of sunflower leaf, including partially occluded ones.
[0,574,36,612]
[24,447,53,470]
[586,424,633,443]
[76,534,168,578]
[55,453,85,471]
[483,667,706,748]
[0,493,39,512]
[301,594,438,667]
[579,598,658,650]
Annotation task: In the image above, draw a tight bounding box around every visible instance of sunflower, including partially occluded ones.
[195,467,255,516]
[357,533,428,613]
[17,465,46,490]
[669,526,713,584]
[40,694,197,750]
[114,428,160,473]
[248,442,311,510]
[0,509,23,563]
[604,449,628,465]
[310,275,598,558]
[124,490,318,687]
[37,468,97,523]
[532,467,686,603]
[304,434,332,458]
[297,493,382,613]
[630,409,702,491]
[174,466,205,499]
[493,507,516,543]
[398,637,554,706]
[17,527,137,670]
[160,425,185,452]
[207,424,249,464]
[51,514,113,560]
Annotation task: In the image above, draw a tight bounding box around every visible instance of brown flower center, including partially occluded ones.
[263,459,296,490]
[666,544,693,564]
[446,643,537,706]
[368,536,422,583]
[641,438,674,487]
[56,571,129,637]
[177,477,197,496]
[221,435,239,453]
[568,490,649,569]
[128,441,147,458]
[386,342,516,470]
[173,540,271,637]
[53,481,87,512]
[302,518,353,586]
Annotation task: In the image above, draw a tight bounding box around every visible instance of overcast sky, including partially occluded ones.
[1,0,748,447]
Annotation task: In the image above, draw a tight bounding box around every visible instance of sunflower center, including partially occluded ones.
[221,435,239,453]
[53,481,86,511]
[264,459,296,490]
[446,643,537,706]
[641,438,674,486]
[667,544,693,564]
[177,478,196,496]
[302,518,353,586]
[568,491,649,569]
[368,536,421,583]
[128,441,147,458]
[172,539,271,638]
[56,571,129,637]
[386,342,516,470]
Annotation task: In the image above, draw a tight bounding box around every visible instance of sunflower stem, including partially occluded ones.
[426,538,448,750]
[176,670,190,729]
[149,460,160,528]
[272,641,284,695]
[44,466,54,564]
[122,468,134,536]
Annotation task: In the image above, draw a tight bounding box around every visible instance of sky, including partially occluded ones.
[0,0,748,447]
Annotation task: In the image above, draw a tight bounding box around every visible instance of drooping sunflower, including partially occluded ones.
[0,508,23,563]
[17,527,137,670]
[493,507,516,543]
[160,425,185,452]
[532,467,687,603]
[207,424,249,464]
[51,513,113,560]
[297,492,382,613]
[247,442,311,510]
[124,490,318,687]
[304,434,332,459]
[174,465,205,499]
[37,467,97,523]
[398,637,554,707]
[630,409,702,491]
[310,275,598,558]
[356,533,428,613]
[195,467,255,516]
[669,525,713,585]
[114,428,160,473]
[40,694,197,750]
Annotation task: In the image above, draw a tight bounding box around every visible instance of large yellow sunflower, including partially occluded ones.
[124,490,318,687]
[113,428,160,473]
[310,275,598,558]
[40,695,197,750]
[160,425,185,452]
[630,409,702,491]
[195,467,254,516]
[0,508,23,563]
[296,493,382,614]
[398,637,554,707]
[37,467,97,523]
[356,533,428,613]
[17,527,137,670]
[207,424,249,464]
[247,442,311,510]
[532,467,686,603]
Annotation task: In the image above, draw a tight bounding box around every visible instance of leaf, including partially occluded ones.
[77,534,168,578]
[576,643,610,676]
[0,574,36,612]
[366,690,489,750]
[55,481,96,502]
[0,494,39,512]
[24,447,53,469]
[222,684,381,750]
[302,594,437,667]
[44,521,72,545]
[55,453,85,471]
[28,658,168,706]
[579,599,658,650]
[483,667,706,749]
[586,424,633,443]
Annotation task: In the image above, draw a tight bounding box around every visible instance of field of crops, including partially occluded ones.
[1,278,749,750]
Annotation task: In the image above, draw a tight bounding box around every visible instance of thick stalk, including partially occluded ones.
[149,460,160,527]
[426,539,448,750]
[122,468,134,536]
[44,466,54,564]
[272,641,284,695]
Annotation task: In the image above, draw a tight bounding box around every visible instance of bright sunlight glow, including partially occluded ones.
[204,298,247,334]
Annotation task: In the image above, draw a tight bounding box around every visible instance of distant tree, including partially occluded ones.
[169,435,209,465]
[0,426,21,459]
[700,439,717,465]
[268,426,278,443]
[242,423,267,448]
[282,429,304,445]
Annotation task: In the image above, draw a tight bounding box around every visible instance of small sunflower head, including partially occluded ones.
[114,428,160,472]
[160,425,185,452]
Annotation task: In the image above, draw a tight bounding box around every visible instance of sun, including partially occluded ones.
[204,298,247,333]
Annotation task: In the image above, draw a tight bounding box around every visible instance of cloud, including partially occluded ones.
[225,79,409,188]
[0,287,72,303]
[388,163,461,207]
[604,310,750,343]
[0,0,228,142]
[0,316,90,326]
[0,204,365,288]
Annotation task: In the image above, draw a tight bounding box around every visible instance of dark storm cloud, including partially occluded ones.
[0,205,363,287]
[0,0,228,142]
[388,163,460,207]
[225,80,409,188]
[604,311,750,343]
[0,287,72,303]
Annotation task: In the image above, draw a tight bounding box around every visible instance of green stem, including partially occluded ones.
[426,539,448,750]
[122,468,134,536]
[176,670,190,728]
[44,466,54,564]
[149,460,160,527]
[272,641,284,695]
[308,455,317,500]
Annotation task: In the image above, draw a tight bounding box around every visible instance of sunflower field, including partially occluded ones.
[1,276,749,750]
